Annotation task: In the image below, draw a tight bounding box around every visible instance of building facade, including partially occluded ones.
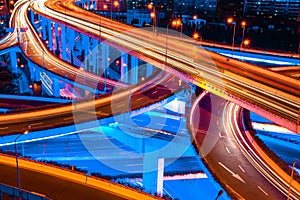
[244,0,300,21]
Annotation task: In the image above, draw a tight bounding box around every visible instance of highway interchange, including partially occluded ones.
[0,0,299,199]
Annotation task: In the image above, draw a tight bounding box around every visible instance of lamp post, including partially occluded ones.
[148,3,156,33]
[165,20,177,63]
[80,67,86,97]
[287,158,300,200]
[227,17,236,56]
[193,15,198,34]
[110,0,112,20]
[14,130,29,200]
[113,1,119,20]
[243,39,250,47]
[240,21,246,48]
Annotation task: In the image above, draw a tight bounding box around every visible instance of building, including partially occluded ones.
[127,9,164,26]
[96,0,126,12]
[174,0,217,18]
[127,0,147,10]
[244,0,300,21]
[216,0,245,21]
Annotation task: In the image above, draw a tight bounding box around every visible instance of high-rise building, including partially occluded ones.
[216,0,245,21]
[174,0,217,17]
[195,0,218,18]
[127,0,147,10]
[244,0,300,21]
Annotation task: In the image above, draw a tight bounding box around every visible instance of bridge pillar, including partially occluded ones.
[101,43,109,92]
[10,51,17,73]
[67,28,75,64]
[47,20,53,51]
[34,67,41,82]
[28,62,35,81]
[121,54,128,83]
[54,23,60,56]
[52,78,60,97]
[146,63,153,77]
[30,10,35,25]
[81,34,89,68]
[143,155,164,196]
[130,56,138,84]
[61,25,67,61]
[41,17,47,40]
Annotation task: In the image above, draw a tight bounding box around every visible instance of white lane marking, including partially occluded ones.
[137,97,143,101]
[0,127,8,130]
[258,186,269,196]
[226,147,231,154]
[238,165,245,173]
[152,90,158,94]
[218,162,245,183]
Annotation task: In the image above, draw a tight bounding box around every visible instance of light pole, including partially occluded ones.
[165,20,177,63]
[14,130,29,200]
[113,1,119,20]
[110,0,112,20]
[193,15,198,34]
[148,3,157,33]
[80,67,86,97]
[227,17,236,56]
[240,21,246,48]
[287,158,300,200]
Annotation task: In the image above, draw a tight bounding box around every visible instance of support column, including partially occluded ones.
[67,28,75,64]
[54,23,59,51]
[146,63,153,77]
[61,25,67,60]
[101,43,109,92]
[30,10,35,25]
[10,51,17,73]
[52,78,60,97]
[120,53,128,83]
[142,155,164,196]
[28,62,35,81]
[47,21,53,50]
[82,34,89,69]
[130,56,138,84]
[42,17,47,40]
[35,67,41,82]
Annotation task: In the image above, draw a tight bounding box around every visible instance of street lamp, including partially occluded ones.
[80,67,86,97]
[148,3,157,33]
[227,17,236,55]
[240,21,246,48]
[287,158,300,200]
[110,0,113,20]
[165,20,177,63]
[193,32,199,40]
[243,39,250,47]
[193,15,198,34]
[113,1,119,20]
[14,130,29,200]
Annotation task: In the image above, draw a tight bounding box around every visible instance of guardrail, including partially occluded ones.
[0,182,51,200]
[0,153,160,200]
